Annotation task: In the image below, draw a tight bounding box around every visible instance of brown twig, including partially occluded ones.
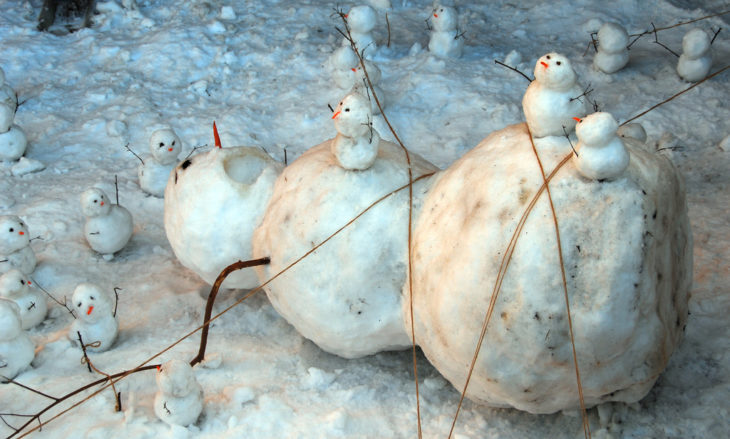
[386,12,391,48]
[620,64,730,126]
[652,23,680,57]
[494,60,533,82]
[123,143,144,165]
[76,331,121,411]
[112,287,121,318]
[627,10,730,48]
[710,27,722,44]
[30,278,75,318]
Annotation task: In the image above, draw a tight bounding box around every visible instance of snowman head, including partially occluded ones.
[80,188,111,218]
[0,215,30,254]
[354,60,381,86]
[331,46,359,71]
[533,53,577,91]
[0,269,30,299]
[72,283,113,323]
[0,102,13,133]
[682,29,711,59]
[347,5,376,34]
[157,359,197,398]
[149,128,182,165]
[0,298,22,341]
[331,92,372,139]
[431,5,458,32]
[598,22,629,53]
[575,112,619,146]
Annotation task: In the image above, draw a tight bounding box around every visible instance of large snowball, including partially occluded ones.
[407,123,692,414]
[253,140,437,358]
[164,147,283,289]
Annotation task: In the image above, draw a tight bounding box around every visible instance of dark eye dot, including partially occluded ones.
[159,142,164,147]
[93,200,97,203]
[345,108,350,112]
[90,296,95,300]
[440,8,443,12]
[77,302,82,307]
[9,228,13,232]
[20,280,25,285]
[171,141,175,146]
[546,55,551,59]
[556,61,561,65]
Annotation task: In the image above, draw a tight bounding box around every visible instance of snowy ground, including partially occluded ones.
[1,0,729,438]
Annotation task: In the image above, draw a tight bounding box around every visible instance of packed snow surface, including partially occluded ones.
[0,1,728,438]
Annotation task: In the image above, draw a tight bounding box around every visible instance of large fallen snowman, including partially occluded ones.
[163,52,692,413]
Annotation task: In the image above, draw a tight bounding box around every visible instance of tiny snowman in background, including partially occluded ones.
[0,67,17,111]
[677,28,712,82]
[0,102,27,162]
[154,359,204,427]
[0,298,34,381]
[593,22,629,73]
[68,283,118,352]
[80,187,133,260]
[351,59,385,114]
[617,122,647,143]
[0,215,36,276]
[331,92,380,170]
[138,128,182,197]
[0,269,46,330]
[428,4,463,58]
[343,5,377,57]
[522,52,587,138]
[573,112,630,181]
[328,46,359,89]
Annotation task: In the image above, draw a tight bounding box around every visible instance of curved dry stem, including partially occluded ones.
[527,133,591,439]
[448,152,574,438]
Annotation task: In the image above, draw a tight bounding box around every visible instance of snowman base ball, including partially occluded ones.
[408,123,691,413]
[164,147,283,290]
[253,140,437,359]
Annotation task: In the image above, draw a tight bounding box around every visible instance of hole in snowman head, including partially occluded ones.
[224,153,267,185]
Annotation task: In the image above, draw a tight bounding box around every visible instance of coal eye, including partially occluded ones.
[93,200,97,203]
[345,108,350,112]
[20,280,25,285]
[159,142,164,148]
[556,61,561,65]
[90,296,95,300]
[77,302,82,307]
[8,228,13,232]
[546,55,551,59]
[171,141,175,146]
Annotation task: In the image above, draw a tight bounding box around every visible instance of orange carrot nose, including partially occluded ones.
[573,117,581,122]
[351,68,357,72]
[168,147,173,152]
[156,365,161,372]
[434,13,438,18]
[332,111,341,119]
[541,61,548,68]
[18,231,24,235]
[100,201,104,206]
[87,305,94,315]
[213,121,222,149]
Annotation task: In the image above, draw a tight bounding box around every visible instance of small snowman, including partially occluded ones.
[80,187,134,259]
[428,4,463,58]
[331,92,381,171]
[593,22,629,74]
[0,67,17,112]
[351,59,385,115]
[343,5,377,56]
[677,28,712,82]
[68,283,118,353]
[0,102,27,162]
[328,46,359,90]
[573,112,630,181]
[154,359,204,427]
[0,270,46,330]
[0,215,36,276]
[0,298,34,381]
[138,128,182,197]
[522,52,587,138]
